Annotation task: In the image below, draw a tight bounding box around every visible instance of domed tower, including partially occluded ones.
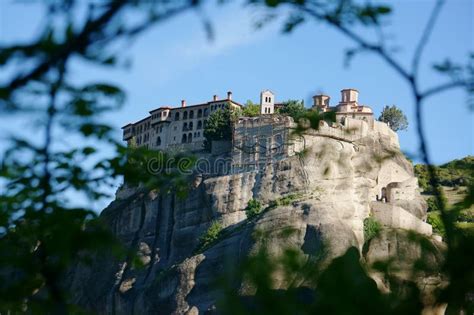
[312,94,331,112]
[338,88,359,112]
[260,90,275,115]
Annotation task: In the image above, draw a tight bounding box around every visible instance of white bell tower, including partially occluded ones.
[260,90,275,115]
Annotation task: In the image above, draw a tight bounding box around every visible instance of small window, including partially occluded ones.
[181,134,187,143]
[197,120,202,129]
[197,109,202,118]
[189,121,193,130]
[156,137,161,146]
[175,112,180,121]
[188,133,192,143]
[189,110,194,119]
[183,111,188,120]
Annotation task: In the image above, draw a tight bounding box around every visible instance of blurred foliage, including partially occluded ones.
[427,212,446,237]
[0,0,203,312]
[378,105,408,132]
[217,231,425,315]
[426,195,446,213]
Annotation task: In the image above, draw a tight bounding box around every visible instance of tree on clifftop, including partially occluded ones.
[378,105,409,132]
[203,108,233,150]
[242,100,261,117]
[277,99,307,121]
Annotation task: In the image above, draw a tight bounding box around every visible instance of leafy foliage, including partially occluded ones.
[426,196,445,212]
[415,156,474,193]
[427,212,446,237]
[269,193,304,207]
[277,99,306,121]
[0,1,203,312]
[198,221,223,252]
[242,100,261,117]
[363,216,381,242]
[245,199,263,219]
[378,105,408,132]
[203,108,233,150]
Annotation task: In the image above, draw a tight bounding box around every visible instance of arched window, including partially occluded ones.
[189,122,193,130]
[181,134,187,143]
[188,133,192,143]
[197,109,202,118]
[189,110,194,119]
[204,108,209,116]
[156,137,161,146]
[183,111,188,120]
[197,120,202,129]
[182,123,188,131]
[175,112,180,121]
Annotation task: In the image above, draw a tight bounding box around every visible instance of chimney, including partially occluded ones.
[213,95,218,101]
[181,99,186,107]
[227,91,232,100]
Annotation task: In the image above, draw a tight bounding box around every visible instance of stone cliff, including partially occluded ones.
[65,120,438,314]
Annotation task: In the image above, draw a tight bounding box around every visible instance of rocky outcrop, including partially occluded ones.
[66,122,436,314]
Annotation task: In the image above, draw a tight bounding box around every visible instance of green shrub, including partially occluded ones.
[427,212,446,237]
[363,216,381,242]
[245,199,262,219]
[426,197,440,212]
[199,221,223,250]
[269,193,304,208]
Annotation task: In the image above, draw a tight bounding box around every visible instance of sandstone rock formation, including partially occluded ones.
[65,120,438,314]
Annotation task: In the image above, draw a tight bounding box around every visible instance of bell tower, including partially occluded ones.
[260,90,275,115]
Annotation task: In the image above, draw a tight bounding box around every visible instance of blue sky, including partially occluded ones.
[0,0,473,209]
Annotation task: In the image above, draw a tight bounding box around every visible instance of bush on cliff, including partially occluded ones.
[198,221,223,251]
[245,199,263,219]
[364,216,381,242]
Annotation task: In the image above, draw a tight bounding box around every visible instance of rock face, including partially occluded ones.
[65,121,434,314]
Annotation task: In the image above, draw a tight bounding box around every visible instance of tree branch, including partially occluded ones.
[411,0,445,79]
[300,5,412,82]
[5,1,126,93]
[421,80,466,99]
